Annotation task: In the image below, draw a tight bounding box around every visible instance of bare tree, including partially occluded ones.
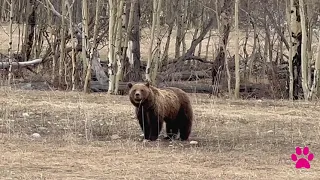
[66,1,76,91]
[175,0,183,58]
[151,0,163,83]
[160,0,176,70]
[234,0,240,98]
[106,0,125,94]
[123,0,142,82]
[107,0,117,94]
[21,0,37,62]
[84,0,101,93]
[59,0,67,88]
[7,0,14,85]
[299,0,309,99]
[286,0,294,100]
[82,0,90,92]
[315,28,320,97]
[289,0,302,100]
[114,0,125,94]
[145,0,162,83]
[146,0,157,82]
[122,0,136,78]
[212,0,233,97]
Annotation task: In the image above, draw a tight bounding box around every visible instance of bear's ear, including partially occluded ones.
[145,81,150,87]
[127,82,133,89]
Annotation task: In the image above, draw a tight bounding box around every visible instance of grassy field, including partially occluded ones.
[0,87,320,179]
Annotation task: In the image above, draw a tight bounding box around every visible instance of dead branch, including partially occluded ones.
[41,0,82,39]
[168,55,214,65]
[262,8,290,50]
[180,17,215,61]
[0,59,43,69]
[157,70,211,81]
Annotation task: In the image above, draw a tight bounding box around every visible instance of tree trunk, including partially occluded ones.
[248,18,257,82]
[298,0,309,100]
[21,0,36,62]
[114,0,125,94]
[197,7,205,58]
[1,0,7,21]
[45,0,56,84]
[66,1,77,91]
[145,0,161,83]
[234,0,240,98]
[175,0,182,58]
[181,0,188,56]
[151,0,163,84]
[85,0,101,93]
[262,14,270,79]
[82,0,90,93]
[286,0,294,100]
[128,0,142,82]
[290,0,302,100]
[122,0,136,81]
[160,0,176,70]
[205,29,212,60]
[315,28,320,97]
[107,0,117,93]
[7,0,14,85]
[212,0,232,97]
[59,0,66,88]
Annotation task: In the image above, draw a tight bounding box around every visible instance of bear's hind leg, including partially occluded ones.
[177,107,193,141]
[149,120,163,141]
[164,121,178,140]
[178,124,190,141]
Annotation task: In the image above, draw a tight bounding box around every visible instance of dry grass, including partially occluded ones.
[1,87,320,179]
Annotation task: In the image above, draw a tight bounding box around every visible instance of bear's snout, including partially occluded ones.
[135,91,141,99]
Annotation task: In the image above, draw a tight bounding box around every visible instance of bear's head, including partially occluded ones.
[127,82,151,105]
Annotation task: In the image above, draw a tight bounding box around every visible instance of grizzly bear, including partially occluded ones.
[127,81,193,141]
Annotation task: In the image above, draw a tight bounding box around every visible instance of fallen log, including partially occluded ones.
[0,59,43,69]
[166,55,214,65]
[90,80,216,94]
[158,82,215,93]
[90,81,146,92]
[159,82,264,94]
[90,81,108,92]
[90,79,263,95]
[158,70,211,81]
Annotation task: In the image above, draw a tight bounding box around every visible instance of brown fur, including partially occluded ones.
[127,82,193,141]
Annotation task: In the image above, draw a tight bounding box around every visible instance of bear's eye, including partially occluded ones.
[141,89,144,92]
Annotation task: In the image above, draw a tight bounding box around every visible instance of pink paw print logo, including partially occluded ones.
[291,146,314,169]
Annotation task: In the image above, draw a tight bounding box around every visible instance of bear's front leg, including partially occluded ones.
[136,109,151,140]
[148,112,163,141]
[138,118,151,140]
